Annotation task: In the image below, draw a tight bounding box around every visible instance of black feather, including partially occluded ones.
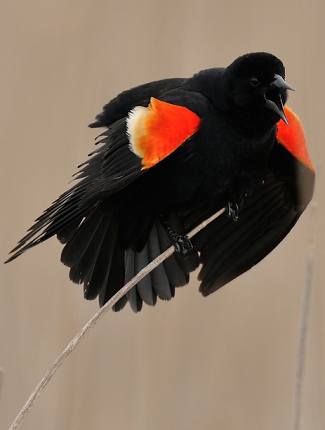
[6,53,314,313]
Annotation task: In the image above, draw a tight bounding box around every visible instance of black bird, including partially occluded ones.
[6,52,315,312]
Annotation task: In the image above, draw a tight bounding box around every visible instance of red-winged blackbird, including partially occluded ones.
[6,52,315,312]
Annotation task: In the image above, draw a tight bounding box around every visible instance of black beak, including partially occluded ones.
[265,74,294,125]
[265,97,289,125]
[272,74,295,91]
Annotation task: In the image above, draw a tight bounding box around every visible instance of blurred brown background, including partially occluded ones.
[1,1,324,429]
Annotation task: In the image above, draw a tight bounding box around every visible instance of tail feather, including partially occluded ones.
[148,222,173,298]
[134,244,157,306]
[99,242,126,311]
[119,216,199,312]
[84,217,117,300]
[125,248,142,312]
[8,191,198,312]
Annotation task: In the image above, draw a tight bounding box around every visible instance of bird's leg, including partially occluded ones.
[159,215,193,258]
[226,202,239,222]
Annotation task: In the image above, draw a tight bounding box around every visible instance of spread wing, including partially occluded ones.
[190,109,315,296]
[6,91,202,264]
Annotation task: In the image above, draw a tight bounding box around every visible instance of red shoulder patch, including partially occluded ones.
[127,97,201,169]
[276,106,315,172]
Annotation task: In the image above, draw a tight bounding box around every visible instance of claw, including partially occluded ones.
[159,214,193,258]
[226,202,239,222]
[169,233,193,258]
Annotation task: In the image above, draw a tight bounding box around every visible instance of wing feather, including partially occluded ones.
[192,144,315,297]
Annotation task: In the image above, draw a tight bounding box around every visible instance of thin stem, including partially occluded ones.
[0,368,4,406]
[8,208,225,430]
[293,203,317,430]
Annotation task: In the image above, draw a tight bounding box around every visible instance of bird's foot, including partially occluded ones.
[168,232,193,258]
[226,202,239,222]
[159,214,193,258]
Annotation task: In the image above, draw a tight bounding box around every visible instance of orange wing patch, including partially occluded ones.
[127,97,201,169]
[277,106,315,172]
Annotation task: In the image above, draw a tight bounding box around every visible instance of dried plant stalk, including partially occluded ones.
[293,204,317,430]
[9,208,226,430]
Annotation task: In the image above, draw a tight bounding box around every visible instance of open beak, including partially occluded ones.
[265,74,294,126]
[265,97,289,125]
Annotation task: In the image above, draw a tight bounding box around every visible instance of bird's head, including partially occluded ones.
[225,52,294,130]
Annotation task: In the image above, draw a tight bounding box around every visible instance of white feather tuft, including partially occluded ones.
[126,106,149,158]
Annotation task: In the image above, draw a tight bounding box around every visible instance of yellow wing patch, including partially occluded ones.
[126,97,201,169]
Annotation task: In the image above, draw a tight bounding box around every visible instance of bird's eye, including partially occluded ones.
[250,77,260,87]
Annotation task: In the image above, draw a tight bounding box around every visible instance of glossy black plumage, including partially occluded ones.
[6,52,314,312]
